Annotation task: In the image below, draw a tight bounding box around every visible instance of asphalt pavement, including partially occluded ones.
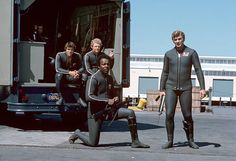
[0,106,236,161]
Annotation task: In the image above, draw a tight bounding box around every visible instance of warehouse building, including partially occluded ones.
[123,54,236,107]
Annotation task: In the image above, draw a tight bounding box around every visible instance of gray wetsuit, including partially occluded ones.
[84,51,114,76]
[55,51,84,95]
[160,46,205,137]
[76,70,135,146]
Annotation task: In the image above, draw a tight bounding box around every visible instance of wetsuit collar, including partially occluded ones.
[99,70,108,78]
[175,45,186,54]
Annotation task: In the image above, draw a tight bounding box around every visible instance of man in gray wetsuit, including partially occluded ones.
[84,38,114,76]
[160,30,206,149]
[69,54,149,148]
[55,41,86,107]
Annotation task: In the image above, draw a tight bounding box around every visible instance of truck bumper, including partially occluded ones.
[7,102,86,113]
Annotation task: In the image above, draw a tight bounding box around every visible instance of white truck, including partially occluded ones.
[0,0,130,124]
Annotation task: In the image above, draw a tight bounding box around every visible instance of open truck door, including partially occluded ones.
[0,0,14,101]
[122,1,130,88]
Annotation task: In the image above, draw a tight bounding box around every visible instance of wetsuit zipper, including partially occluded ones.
[105,76,109,99]
[177,54,181,89]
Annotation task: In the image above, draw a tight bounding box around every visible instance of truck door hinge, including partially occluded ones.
[13,38,20,43]
[15,0,20,5]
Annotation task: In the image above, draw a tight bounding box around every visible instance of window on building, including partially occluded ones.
[191,78,196,86]
[138,77,159,97]
[213,79,233,97]
[130,57,135,61]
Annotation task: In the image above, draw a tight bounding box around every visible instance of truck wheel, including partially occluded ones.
[0,103,15,122]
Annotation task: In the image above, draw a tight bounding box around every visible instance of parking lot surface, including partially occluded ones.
[0,106,236,161]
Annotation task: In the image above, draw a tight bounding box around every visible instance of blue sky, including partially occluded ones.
[130,0,236,56]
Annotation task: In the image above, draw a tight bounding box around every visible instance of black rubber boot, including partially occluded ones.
[162,121,174,149]
[183,120,199,149]
[128,118,150,148]
[161,135,173,149]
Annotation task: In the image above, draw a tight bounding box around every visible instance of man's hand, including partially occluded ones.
[199,89,206,99]
[69,70,80,78]
[108,50,114,59]
[108,99,115,105]
[74,71,80,78]
[159,91,166,97]
[113,96,119,103]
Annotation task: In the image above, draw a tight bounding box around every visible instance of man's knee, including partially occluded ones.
[127,109,136,118]
[55,73,64,82]
[166,112,174,122]
[82,73,88,82]
[183,115,193,122]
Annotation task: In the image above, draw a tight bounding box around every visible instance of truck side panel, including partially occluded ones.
[0,0,13,86]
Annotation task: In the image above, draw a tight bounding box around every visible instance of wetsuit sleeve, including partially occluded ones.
[109,76,116,98]
[84,54,94,75]
[86,76,109,102]
[110,58,114,69]
[160,54,169,91]
[192,51,205,90]
[77,53,84,74]
[55,53,69,74]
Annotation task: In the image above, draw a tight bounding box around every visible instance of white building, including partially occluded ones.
[123,54,236,104]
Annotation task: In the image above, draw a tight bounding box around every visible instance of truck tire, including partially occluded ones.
[0,103,15,122]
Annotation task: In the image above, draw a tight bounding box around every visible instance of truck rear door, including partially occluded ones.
[0,0,14,86]
[122,1,130,88]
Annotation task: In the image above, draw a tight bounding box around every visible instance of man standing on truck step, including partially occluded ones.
[69,54,150,148]
[84,38,114,76]
[55,41,87,107]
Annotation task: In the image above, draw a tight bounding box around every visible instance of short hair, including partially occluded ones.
[90,38,102,47]
[64,41,76,50]
[97,53,111,66]
[171,30,185,41]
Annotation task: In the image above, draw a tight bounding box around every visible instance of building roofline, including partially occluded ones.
[131,54,236,59]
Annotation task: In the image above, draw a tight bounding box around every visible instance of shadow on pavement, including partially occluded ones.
[0,113,80,132]
[0,113,162,132]
[70,142,132,148]
[96,142,132,147]
[173,141,221,148]
[102,120,164,132]
[197,142,221,148]
[98,142,131,147]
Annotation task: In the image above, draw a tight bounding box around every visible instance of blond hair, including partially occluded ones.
[90,38,102,47]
